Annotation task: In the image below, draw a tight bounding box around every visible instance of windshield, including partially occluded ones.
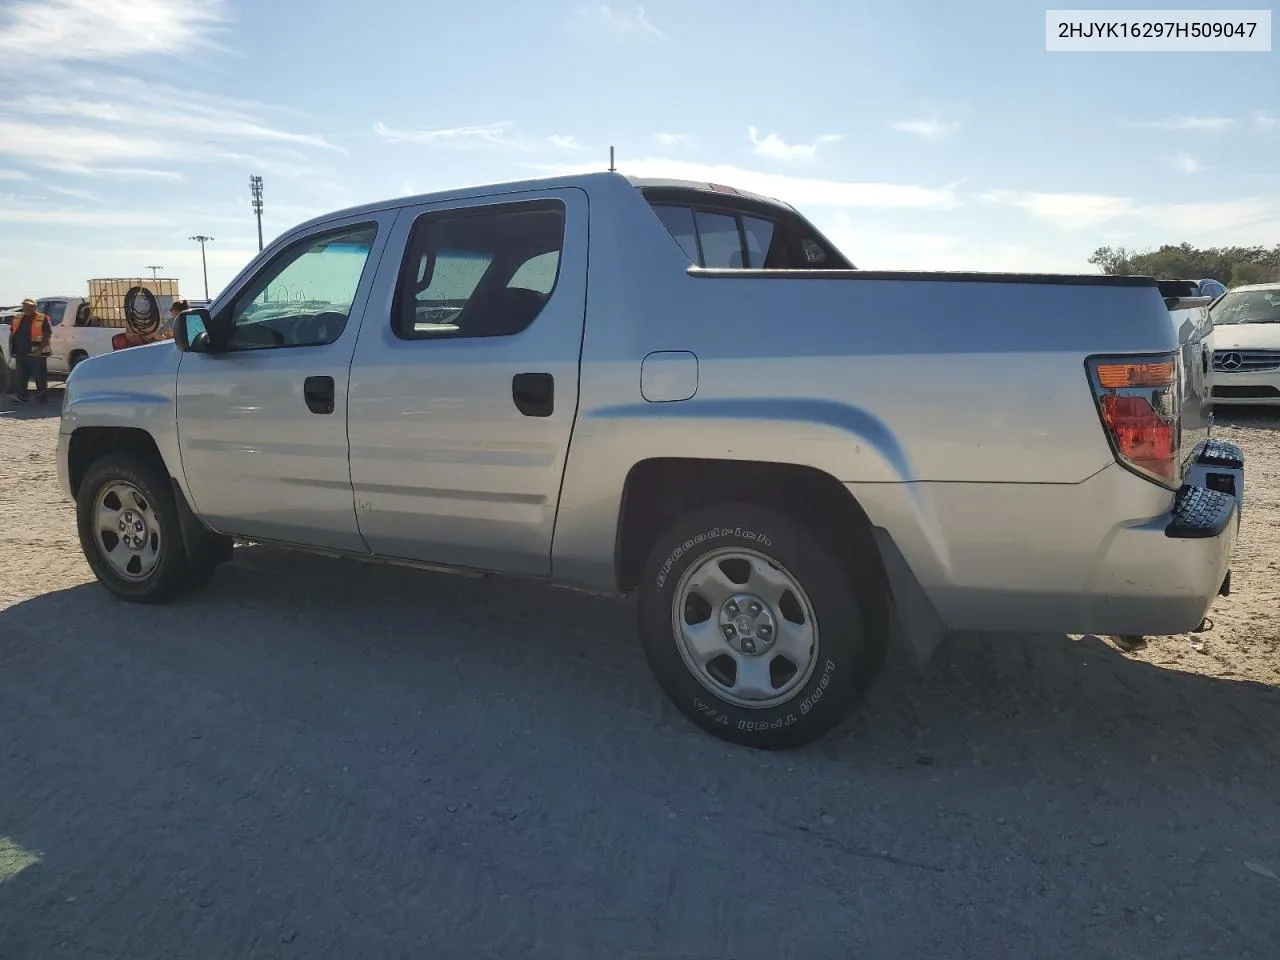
[1209,290,1280,325]
[36,299,68,325]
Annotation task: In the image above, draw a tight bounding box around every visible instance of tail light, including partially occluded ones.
[1087,353,1180,485]
[111,333,129,350]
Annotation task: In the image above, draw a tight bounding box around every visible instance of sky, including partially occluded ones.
[0,0,1276,305]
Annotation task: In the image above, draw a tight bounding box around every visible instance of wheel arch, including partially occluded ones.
[615,457,898,646]
[612,456,954,672]
[68,426,232,571]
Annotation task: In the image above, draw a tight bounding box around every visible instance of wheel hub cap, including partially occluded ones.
[721,593,777,656]
[117,509,150,550]
[671,547,820,710]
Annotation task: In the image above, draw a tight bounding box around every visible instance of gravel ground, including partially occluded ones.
[2,389,1279,960]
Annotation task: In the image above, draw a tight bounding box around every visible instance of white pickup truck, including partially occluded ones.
[57,172,1244,748]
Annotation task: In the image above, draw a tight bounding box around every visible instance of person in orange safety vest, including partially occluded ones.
[8,298,52,403]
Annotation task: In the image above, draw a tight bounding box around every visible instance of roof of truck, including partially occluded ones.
[283,171,794,238]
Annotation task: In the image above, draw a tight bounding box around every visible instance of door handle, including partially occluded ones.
[303,375,335,415]
[512,372,554,417]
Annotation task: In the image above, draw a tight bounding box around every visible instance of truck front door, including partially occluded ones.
[346,189,588,576]
[174,214,395,551]
[38,298,70,374]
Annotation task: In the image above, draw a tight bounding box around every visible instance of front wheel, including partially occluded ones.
[637,504,886,749]
[76,451,215,604]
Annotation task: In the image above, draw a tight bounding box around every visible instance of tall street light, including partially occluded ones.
[146,265,163,281]
[250,175,264,252]
[189,235,214,299]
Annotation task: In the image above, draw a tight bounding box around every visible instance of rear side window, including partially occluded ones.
[648,199,847,270]
[694,211,742,268]
[393,200,565,340]
[741,217,775,268]
[652,206,700,263]
[37,300,67,325]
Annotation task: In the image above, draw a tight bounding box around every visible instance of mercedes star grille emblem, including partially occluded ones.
[1220,352,1243,370]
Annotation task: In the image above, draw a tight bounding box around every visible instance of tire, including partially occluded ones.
[76,450,214,604]
[637,503,887,749]
[68,351,87,374]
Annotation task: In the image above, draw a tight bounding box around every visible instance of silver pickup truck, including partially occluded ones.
[57,172,1245,749]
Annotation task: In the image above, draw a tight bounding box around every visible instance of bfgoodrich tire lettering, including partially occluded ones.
[638,503,881,749]
[76,451,212,604]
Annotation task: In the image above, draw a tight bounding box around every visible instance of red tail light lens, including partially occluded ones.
[1088,353,1180,484]
[111,333,129,350]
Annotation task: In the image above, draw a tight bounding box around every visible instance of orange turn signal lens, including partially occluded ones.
[1094,360,1175,389]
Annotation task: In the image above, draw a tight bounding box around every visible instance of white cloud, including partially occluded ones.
[891,118,961,140]
[0,169,32,181]
[981,189,1138,231]
[374,120,541,152]
[654,132,692,147]
[1140,116,1235,131]
[576,4,663,38]
[0,0,227,63]
[983,188,1280,246]
[0,204,171,226]
[48,185,101,201]
[542,157,958,210]
[1171,151,1200,174]
[374,121,577,154]
[818,212,1080,272]
[89,167,184,181]
[12,93,340,153]
[747,126,842,161]
[1258,113,1279,129]
[0,119,189,174]
[0,90,339,178]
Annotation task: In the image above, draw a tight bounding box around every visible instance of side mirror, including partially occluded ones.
[173,308,231,353]
[173,308,211,352]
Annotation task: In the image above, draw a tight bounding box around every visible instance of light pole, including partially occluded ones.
[146,265,163,281]
[189,235,214,299]
[250,175,264,252]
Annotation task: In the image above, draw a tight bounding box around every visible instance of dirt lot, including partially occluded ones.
[2,390,1279,960]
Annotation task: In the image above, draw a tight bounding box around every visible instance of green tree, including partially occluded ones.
[1088,242,1280,286]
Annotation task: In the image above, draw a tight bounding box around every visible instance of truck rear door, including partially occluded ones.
[346,188,588,576]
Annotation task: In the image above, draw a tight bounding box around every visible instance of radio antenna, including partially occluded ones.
[608,146,615,172]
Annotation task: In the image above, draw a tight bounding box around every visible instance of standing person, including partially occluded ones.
[166,299,190,339]
[8,298,52,404]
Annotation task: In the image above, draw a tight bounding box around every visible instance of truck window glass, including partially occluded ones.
[507,250,560,295]
[652,206,701,263]
[393,201,565,340]
[228,224,378,352]
[741,217,775,268]
[37,299,68,326]
[694,211,743,268]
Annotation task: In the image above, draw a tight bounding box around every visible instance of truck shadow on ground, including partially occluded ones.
[2,544,1278,957]
[5,542,1278,778]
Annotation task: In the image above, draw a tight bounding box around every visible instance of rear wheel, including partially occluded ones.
[637,503,886,749]
[67,351,88,374]
[76,451,216,603]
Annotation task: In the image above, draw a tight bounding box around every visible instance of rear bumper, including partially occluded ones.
[1086,438,1243,633]
[854,441,1245,638]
